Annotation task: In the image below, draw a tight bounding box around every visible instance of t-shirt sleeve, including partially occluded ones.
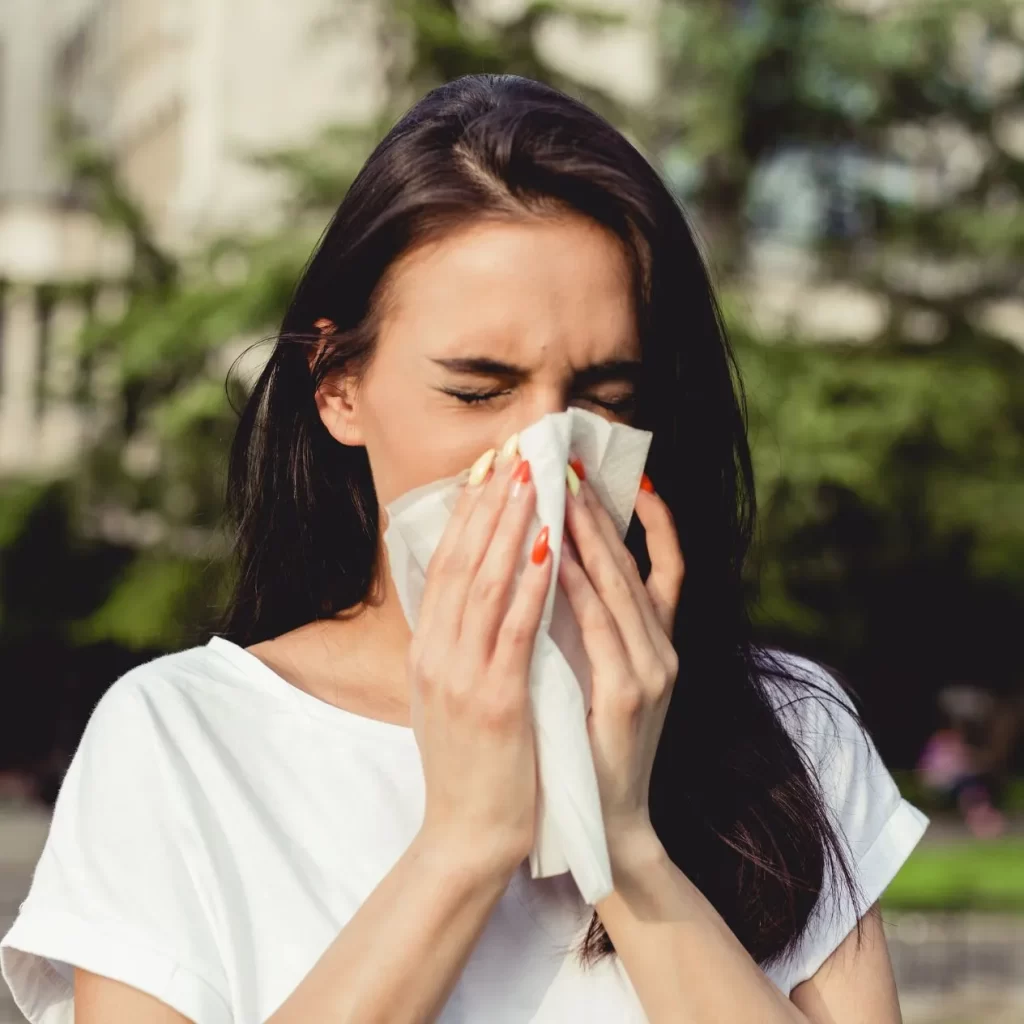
[0,677,232,1024]
[764,654,930,995]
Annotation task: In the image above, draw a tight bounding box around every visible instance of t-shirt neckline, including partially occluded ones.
[206,635,417,742]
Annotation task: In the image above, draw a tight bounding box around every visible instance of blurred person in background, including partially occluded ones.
[917,684,1016,839]
[1,75,929,1024]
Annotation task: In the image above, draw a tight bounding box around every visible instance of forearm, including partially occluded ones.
[596,832,809,1024]
[267,830,514,1024]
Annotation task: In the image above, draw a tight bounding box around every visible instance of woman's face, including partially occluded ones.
[318,213,641,507]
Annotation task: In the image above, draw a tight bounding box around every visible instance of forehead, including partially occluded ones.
[377,215,639,362]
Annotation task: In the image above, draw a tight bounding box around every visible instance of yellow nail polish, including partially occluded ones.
[566,462,581,497]
[497,432,519,465]
[468,447,497,486]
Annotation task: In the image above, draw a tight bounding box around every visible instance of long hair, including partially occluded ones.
[220,73,865,972]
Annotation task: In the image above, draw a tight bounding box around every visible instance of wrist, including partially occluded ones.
[606,822,667,879]
[412,825,523,891]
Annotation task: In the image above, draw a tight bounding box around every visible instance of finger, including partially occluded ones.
[461,459,540,660]
[427,450,522,645]
[418,446,498,635]
[557,536,631,678]
[563,474,658,669]
[633,482,685,634]
[572,474,666,646]
[492,523,553,679]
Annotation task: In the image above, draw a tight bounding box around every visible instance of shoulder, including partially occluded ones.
[0,646,236,1022]
[751,648,931,992]
[52,642,247,831]
[80,642,241,745]
[97,642,230,707]
[752,647,923,854]
[753,648,866,784]
[754,648,858,724]
[45,645,223,823]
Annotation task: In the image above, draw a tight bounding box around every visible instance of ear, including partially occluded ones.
[314,373,365,447]
[307,322,365,447]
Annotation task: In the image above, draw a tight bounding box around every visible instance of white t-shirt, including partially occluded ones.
[1,639,928,1023]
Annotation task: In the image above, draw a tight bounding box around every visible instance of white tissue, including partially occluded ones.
[382,407,653,905]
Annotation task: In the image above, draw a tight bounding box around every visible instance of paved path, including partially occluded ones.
[1,804,1022,1023]
[0,805,50,1024]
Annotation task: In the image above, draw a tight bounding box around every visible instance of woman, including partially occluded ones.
[1,74,928,1023]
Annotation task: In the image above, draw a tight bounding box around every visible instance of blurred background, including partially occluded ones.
[0,0,1022,1021]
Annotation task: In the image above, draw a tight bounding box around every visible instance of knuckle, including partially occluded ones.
[636,653,664,687]
[443,547,470,580]
[650,662,675,699]
[661,649,679,683]
[611,684,644,719]
[440,676,474,715]
[608,570,633,603]
[469,572,504,607]
[412,650,443,693]
[501,618,536,651]
[479,690,526,732]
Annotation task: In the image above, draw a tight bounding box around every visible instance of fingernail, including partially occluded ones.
[639,472,655,493]
[566,462,581,498]
[531,525,550,564]
[468,448,496,487]
[569,456,586,481]
[497,432,519,466]
[511,459,531,498]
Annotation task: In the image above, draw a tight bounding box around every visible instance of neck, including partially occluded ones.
[307,539,414,704]
[355,545,415,654]
[249,533,418,724]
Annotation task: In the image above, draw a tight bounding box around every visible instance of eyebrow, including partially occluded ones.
[430,356,642,390]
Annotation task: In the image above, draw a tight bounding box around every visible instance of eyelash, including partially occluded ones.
[441,388,636,413]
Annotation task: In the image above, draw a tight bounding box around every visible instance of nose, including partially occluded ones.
[515,386,571,431]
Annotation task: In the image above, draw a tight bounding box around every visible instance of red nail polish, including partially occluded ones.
[513,460,531,484]
[639,473,654,493]
[569,457,586,482]
[531,525,550,564]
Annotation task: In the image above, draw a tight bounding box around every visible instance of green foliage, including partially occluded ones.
[655,0,1024,310]
[732,320,1024,676]
[71,555,233,651]
[0,479,52,550]
[0,477,133,642]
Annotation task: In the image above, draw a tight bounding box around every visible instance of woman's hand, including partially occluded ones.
[409,442,552,878]
[558,463,685,856]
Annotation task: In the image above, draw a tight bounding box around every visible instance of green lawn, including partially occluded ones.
[881,837,1024,912]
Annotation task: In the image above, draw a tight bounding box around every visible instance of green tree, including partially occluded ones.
[645,0,1024,710]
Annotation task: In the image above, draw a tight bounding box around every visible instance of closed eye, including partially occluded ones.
[440,387,635,413]
[439,387,509,404]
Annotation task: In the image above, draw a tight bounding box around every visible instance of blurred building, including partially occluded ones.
[0,0,658,475]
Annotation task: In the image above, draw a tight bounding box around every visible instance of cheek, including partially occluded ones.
[359,388,495,503]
